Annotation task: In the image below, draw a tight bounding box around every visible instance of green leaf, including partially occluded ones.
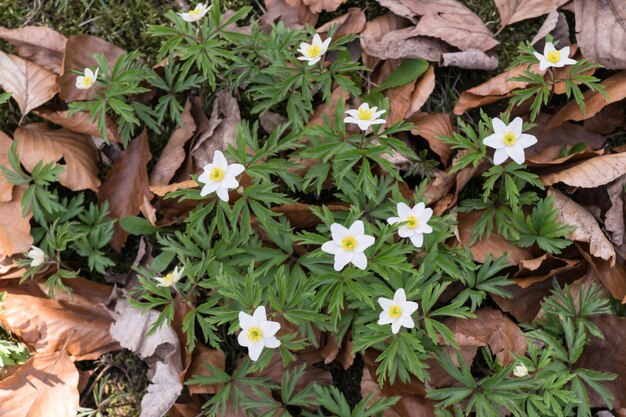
[372,59,429,92]
[120,216,162,235]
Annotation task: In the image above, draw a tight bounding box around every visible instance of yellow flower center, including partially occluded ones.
[163,272,175,284]
[307,44,321,58]
[209,166,225,182]
[503,132,517,146]
[389,305,402,319]
[189,7,202,15]
[341,236,357,251]
[405,215,418,229]
[357,107,373,120]
[83,76,92,87]
[546,50,561,64]
[247,326,263,343]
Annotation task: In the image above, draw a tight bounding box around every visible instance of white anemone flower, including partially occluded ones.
[387,202,433,248]
[198,150,245,202]
[75,67,98,90]
[533,42,576,71]
[483,117,537,165]
[321,220,375,271]
[513,363,529,378]
[178,3,211,22]
[27,246,45,267]
[297,34,331,66]
[377,288,419,334]
[344,103,386,131]
[154,266,185,287]
[237,306,281,361]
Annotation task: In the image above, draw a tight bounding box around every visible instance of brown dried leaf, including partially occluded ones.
[15,123,101,192]
[550,189,616,264]
[494,0,569,27]
[0,278,119,360]
[0,351,79,417]
[406,64,435,117]
[0,26,67,74]
[58,35,123,102]
[575,0,626,69]
[531,10,570,49]
[192,90,240,170]
[0,51,58,120]
[583,102,625,135]
[541,152,626,188]
[150,99,196,186]
[0,131,14,202]
[261,0,318,29]
[376,0,498,52]
[579,248,626,302]
[409,112,452,164]
[0,185,33,261]
[440,49,498,71]
[575,314,626,408]
[186,345,225,395]
[302,0,347,13]
[605,176,626,246]
[98,131,152,251]
[34,106,121,142]
[548,71,626,128]
[316,8,366,37]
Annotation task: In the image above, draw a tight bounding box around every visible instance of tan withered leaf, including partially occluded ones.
[187,345,225,395]
[541,152,626,188]
[575,314,626,408]
[550,189,616,265]
[261,0,318,29]
[302,0,347,13]
[0,185,33,261]
[150,99,196,186]
[0,131,14,202]
[99,131,152,251]
[58,35,123,102]
[0,26,67,74]
[0,278,120,360]
[440,49,498,71]
[575,0,626,69]
[0,351,79,417]
[407,64,435,116]
[409,112,452,164]
[494,0,569,27]
[579,248,626,302]
[547,71,626,128]
[15,123,100,192]
[531,10,570,48]
[316,8,366,37]
[34,106,121,142]
[0,51,58,120]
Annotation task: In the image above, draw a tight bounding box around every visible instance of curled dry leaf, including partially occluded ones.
[406,64,435,116]
[0,26,67,74]
[531,10,570,49]
[550,189,616,265]
[547,71,626,129]
[302,0,348,13]
[0,51,58,120]
[98,130,153,251]
[575,0,626,69]
[150,99,196,186]
[0,278,120,360]
[514,253,583,288]
[578,247,626,302]
[261,0,318,29]
[186,344,225,395]
[0,131,14,202]
[541,152,626,188]
[0,185,33,261]
[494,0,569,28]
[15,123,101,192]
[34,105,121,142]
[0,350,79,417]
[408,112,452,164]
[440,49,498,71]
[316,8,366,37]
[57,35,123,102]
[605,176,626,246]
[583,102,625,135]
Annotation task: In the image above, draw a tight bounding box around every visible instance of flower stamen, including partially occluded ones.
[341,236,357,251]
[546,50,561,64]
[247,326,263,343]
[357,107,373,120]
[388,305,402,319]
[307,44,321,58]
[503,132,517,146]
[209,167,225,182]
[405,215,418,229]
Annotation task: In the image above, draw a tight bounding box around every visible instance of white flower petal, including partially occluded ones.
[397,202,412,218]
[307,57,321,65]
[560,46,571,59]
[387,216,401,225]
[213,150,228,169]
[418,207,433,222]
[391,320,402,334]
[348,220,364,236]
[507,145,526,164]
[312,33,323,46]
[330,223,349,241]
[261,321,281,337]
[403,301,419,316]
[253,306,267,323]
[200,181,220,196]
[351,252,368,270]
[409,233,424,248]
[334,251,352,271]
[491,118,507,135]
[239,311,256,329]
[215,186,230,202]
[227,163,245,177]
[509,117,523,136]
[378,312,394,325]
[321,241,340,255]
[393,288,407,304]
[562,57,577,66]
[538,59,551,71]
[322,37,332,49]
[345,110,360,118]
[543,41,556,56]
[237,330,250,347]
[517,133,538,148]
[248,342,264,361]
[533,51,544,62]
[378,297,394,310]
[220,174,239,189]
[403,317,415,329]
[263,336,281,348]
[483,133,505,149]
[493,148,509,165]
[356,235,375,252]
[357,121,371,131]
[398,227,413,238]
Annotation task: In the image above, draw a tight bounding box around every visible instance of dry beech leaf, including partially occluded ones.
[575,0,626,69]
[456,210,533,265]
[376,0,498,52]
[261,0,318,29]
[0,185,33,261]
[547,71,626,128]
[302,0,348,13]
[192,90,240,171]
[0,26,67,74]
[579,248,626,302]
[34,106,121,142]
[273,202,349,228]
[0,278,119,360]
[440,49,498,71]
[494,0,569,27]
[316,8,366,37]
[605,176,626,246]
[0,131,14,202]
[576,314,626,408]
[531,10,570,49]
[0,351,79,417]
[409,112,452,164]
[150,99,196,186]
[186,345,225,395]
[583,102,625,135]
[15,123,101,192]
[99,130,152,251]
[0,51,58,120]
[150,179,197,197]
[58,35,123,102]
[550,189,616,265]
[541,152,626,188]
[514,253,582,288]
[406,64,435,117]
